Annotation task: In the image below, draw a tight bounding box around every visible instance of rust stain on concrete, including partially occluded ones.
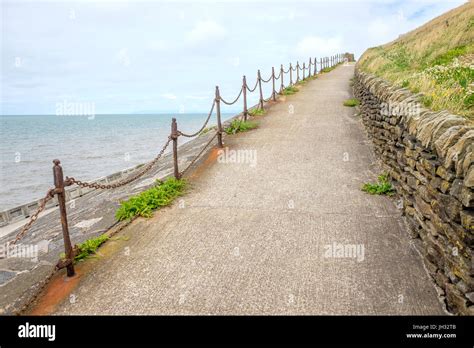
[27,236,130,315]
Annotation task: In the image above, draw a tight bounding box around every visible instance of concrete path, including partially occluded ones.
[52,64,445,315]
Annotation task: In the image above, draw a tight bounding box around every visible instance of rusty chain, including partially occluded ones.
[179,101,215,138]
[67,137,172,190]
[180,131,218,177]
[220,87,243,106]
[260,74,272,83]
[246,78,259,92]
[10,188,56,245]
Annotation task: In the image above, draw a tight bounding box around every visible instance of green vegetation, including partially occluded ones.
[200,126,216,136]
[362,173,395,196]
[115,178,186,220]
[281,86,299,95]
[420,95,433,108]
[358,2,474,118]
[224,119,258,135]
[431,46,467,66]
[248,108,265,116]
[343,98,360,107]
[321,66,337,73]
[74,234,109,262]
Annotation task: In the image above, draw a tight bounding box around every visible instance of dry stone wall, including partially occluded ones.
[354,69,474,315]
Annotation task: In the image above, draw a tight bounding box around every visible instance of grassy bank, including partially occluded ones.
[358,2,474,119]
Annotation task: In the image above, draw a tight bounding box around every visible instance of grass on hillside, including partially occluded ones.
[224,119,258,134]
[343,98,360,107]
[357,2,474,118]
[115,178,186,220]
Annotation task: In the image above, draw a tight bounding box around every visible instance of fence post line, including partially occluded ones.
[257,70,264,110]
[308,57,311,76]
[171,118,180,179]
[289,63,293,85]
[242,75,248,121]
[296,61,300,82]
[303,62,306,80]
[53,160,75,277]
[271,67,276,101]
[280,64,284,92]
[320,58,322,71]
[314,57,317,75]
[215,86,224,148]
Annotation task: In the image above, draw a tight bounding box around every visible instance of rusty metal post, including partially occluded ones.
[257,70,264,110]
[53,160,75,277]
[296,61,300,82]
[271,67,276,101]
[280,64,284,92]
[171,118,180,179]
[242,75,248,121]
[289,63,293,85]
[303,62,306,80]
[308,57,311,76]
[215,86,224,148]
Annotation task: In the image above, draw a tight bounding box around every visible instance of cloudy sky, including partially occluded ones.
[1,0,467,115]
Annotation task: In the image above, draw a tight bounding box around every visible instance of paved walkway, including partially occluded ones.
[52,64,445,315]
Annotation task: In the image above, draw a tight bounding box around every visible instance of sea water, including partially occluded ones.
[0,113,223,211]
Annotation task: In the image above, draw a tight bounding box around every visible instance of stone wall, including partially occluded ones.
[354,69,474,315]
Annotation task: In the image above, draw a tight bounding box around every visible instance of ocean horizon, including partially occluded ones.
[0,112,233,211]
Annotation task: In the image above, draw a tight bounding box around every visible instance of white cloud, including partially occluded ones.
[228,56,240,67]
[116,48,130,67]
[367,18,392,42]
[295,36,343,57]
[148,40,168,51]
[161,93,177,100]
[185,95,208,100]
[186,20,227,45]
